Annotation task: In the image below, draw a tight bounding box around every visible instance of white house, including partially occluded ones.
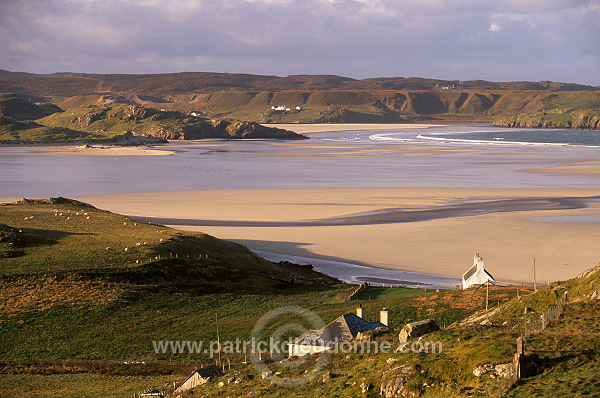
[288,307,388,357]
[462,253,495,289]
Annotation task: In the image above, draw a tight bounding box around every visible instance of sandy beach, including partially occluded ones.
[80,187,600,285]
[0,144,175,156]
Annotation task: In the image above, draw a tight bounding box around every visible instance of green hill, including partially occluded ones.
[0,99,306,143]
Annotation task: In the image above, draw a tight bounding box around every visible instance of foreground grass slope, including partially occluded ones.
[1,199,598,397]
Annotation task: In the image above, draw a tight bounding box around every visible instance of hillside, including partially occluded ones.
[0,98,306,143]
[0,71,597,101]
[29,89,597,127]
[37,103,306,141]
[0,199,598,397]
[1,71,599,127]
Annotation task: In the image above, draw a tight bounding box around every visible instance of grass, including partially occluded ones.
[0,374,176,398]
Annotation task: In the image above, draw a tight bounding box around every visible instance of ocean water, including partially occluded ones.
[415,128,600,147]
[1,124,599,199]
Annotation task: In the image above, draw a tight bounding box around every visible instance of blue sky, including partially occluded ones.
[1,0,599,85]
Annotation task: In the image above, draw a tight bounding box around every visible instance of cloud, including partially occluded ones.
[489,23,501,33]
[0,0,598,85]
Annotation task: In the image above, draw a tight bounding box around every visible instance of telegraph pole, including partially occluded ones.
[485,279,489,311]
[533,258,537,292]
[216,313,222,367]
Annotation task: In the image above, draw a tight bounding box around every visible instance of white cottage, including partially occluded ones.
[462,253,495,289]
[288,307,388,357]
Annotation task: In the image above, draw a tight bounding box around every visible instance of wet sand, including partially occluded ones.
[79,188,600,285]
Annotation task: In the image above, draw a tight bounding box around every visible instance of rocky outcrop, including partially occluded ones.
[224,121,306,139]
[572,113,600,130]
[379,364,417,398]
[473,363,515,379]
[492,109,600,130]
[398,319,439,343]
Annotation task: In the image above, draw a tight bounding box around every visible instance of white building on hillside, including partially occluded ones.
[462,253,495,289]
[288,306,388,357]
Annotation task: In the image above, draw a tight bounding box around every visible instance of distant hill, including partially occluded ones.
[1,71,598,128]
[0,69,39,78]
[0,71,597,101]
[0,93,62,120]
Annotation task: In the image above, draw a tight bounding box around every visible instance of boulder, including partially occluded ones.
[379,364,416,398]
[495,363,515,379]
[398,319,439,343]
[473,364,495,377]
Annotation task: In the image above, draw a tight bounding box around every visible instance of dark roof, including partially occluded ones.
[195,364,224,379]
[291,313,386,346]
[462,264,477,281]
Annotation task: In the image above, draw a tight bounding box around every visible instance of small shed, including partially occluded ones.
[173,364,224,394]
[462,253,495,289]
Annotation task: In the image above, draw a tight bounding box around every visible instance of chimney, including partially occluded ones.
[380,308,389,326]
[356,304,363,319]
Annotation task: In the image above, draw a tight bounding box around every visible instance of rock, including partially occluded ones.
[398,319,439,343]
[261,371,273,380]
[360,382,370,393]
[380,364,416,398]
[473,364,495,377]
[495,363,515,379]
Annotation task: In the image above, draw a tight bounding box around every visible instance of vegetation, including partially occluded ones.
[0,95,305,143]
[493,108,600,130]
[1,199,599,397]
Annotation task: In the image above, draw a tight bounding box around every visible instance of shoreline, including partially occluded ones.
[69,187,600,285]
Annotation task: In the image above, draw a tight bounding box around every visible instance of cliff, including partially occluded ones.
[492,108,600,130]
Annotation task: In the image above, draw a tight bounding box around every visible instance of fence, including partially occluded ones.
[495,294,568,397]
[523,295,566,338]
[345,282,368,301]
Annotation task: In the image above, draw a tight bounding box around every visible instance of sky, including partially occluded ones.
[1,0,599,85]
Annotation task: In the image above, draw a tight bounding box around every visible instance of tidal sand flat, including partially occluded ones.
[81,187,600,285]
[3,124,600,285]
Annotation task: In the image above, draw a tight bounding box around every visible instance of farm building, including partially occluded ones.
[173,364,224,395]
[288,306,388,357]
